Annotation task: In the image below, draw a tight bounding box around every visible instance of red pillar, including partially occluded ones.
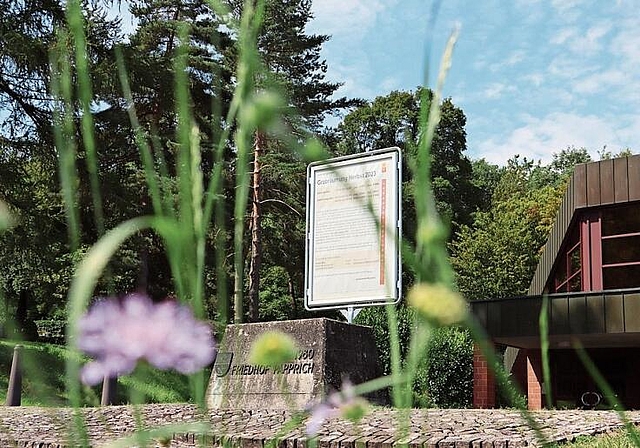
[526,350,543,410]
[473,343,496,408]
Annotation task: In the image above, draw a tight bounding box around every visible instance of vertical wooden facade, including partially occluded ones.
[473,154,640,409]
[529,154,640,295]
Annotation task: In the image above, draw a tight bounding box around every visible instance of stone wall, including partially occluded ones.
[1,404,640,447]
[0,403,202,447]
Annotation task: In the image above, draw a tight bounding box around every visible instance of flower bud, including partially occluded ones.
[240,91,284,130]
[417,220,447,246]
[249,331,298,369]
[408,282,467,326]
[301,138,328,162]
[340,397,369,423]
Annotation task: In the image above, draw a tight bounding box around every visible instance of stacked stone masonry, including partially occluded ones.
[1,404,640,447]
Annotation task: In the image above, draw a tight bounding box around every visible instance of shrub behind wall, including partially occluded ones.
[356,306,473,408]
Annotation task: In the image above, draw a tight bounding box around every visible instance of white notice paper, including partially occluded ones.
[305,148,401,309]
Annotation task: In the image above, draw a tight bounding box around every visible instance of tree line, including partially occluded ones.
[0,0,632,365]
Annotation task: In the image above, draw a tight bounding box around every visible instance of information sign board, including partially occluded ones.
[304,147,401,310]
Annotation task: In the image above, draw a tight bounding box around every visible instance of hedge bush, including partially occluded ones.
[356,306,473,408]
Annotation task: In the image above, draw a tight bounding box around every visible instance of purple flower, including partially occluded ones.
[77,293,216,385]
[306,381,369,437]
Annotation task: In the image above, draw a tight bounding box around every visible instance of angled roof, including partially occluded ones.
[528,154,640,295]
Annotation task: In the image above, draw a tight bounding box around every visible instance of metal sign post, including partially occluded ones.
[339,306,362,324]
[304,147,402,313]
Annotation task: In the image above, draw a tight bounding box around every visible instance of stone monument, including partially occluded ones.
[206,318,385,410]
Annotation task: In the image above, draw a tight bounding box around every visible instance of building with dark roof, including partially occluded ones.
[472,154,640,409]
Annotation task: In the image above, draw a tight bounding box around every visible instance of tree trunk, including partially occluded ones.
[287,269,297,317]
[247,130,265,322]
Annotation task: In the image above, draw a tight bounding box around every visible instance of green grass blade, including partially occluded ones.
[66,0,105,238]
[189,125,205,308]
[115,46,165,218]
[539,294,553,407]
[151,131,177,220]
[414,27,459,225]
[385,303,404,407]
[413,28,458,285]
[230,0,265,322]
[175,23,196,238]
[50,30,81,251]
[466,316,549,445]
[573,341,640,446]
[401,319,433,408]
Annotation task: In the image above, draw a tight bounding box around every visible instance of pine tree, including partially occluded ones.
[0,0,125,332]
[232,0,357,321]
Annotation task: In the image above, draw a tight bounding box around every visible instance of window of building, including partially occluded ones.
[552,225,581,293]
[548,203,640,293]
[601,204,640,290]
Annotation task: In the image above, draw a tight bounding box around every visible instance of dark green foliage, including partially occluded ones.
[34,320,66,344]
[451,156,566,301]
[258,266,297,321]
[356,306,473,408]
[0,0,166,326]
[0,0,64,140]
[333,89,478,235]
[419,327,472,408]
[355,306,414,376]
[528,147,592,189]
[126,0,231,144]
[470,159,503,213]
[0,0,356,327]
[253,0,356,130]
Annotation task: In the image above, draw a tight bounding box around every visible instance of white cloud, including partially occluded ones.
[473,56,489,71]
[548,55,595,80]
[617,114,640,145]
[546,87,575,106]
[379,76,400,92]
[550,23,611,55]
[308,0,387,40]
[489,49,526,72]
[476,112,636,165]
[610,17,640,66]
[573,69,627,94]
[569,23,612,54]
[522,72,544,87]
[550,0,585,21]
[481,83,517,100]
[551,27,577,45]
[514,0,545,22]
[306,0,404,102]
[551,0,584,10]
[324,59,377,100]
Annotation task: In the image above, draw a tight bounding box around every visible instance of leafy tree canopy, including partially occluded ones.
[451,154,575,301]
[333,88,478,235]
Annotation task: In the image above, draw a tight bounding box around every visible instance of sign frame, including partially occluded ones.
[304,147,402,311]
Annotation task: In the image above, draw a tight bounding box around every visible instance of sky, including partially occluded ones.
[306,0,640,165]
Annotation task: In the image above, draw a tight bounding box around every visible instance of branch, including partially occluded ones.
[260,198,302,216]
[0,79,48,125]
